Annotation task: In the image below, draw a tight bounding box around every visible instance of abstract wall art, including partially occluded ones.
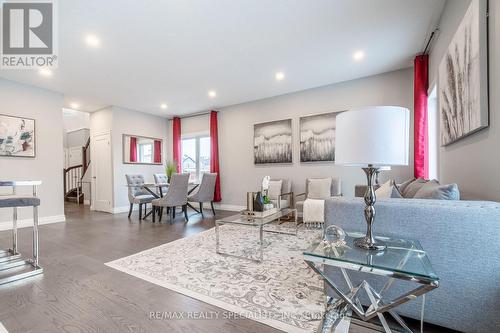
[438,0,489,146]
[254,119,292,164]
[300,112,338,162]
[0,114,36,157]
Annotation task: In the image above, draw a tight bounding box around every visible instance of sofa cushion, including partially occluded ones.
[402,178,428,198]
[308,178,332,199]
[267,180,282,200]
[414,181,460,200]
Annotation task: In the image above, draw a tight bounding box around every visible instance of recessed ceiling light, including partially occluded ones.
[275,72,285,81]
[70,102,80,109]
[353,51,365,61]
[38,68,53,77]
[85,34,100,47]
[208,90,217,98]
[160,103,168,110]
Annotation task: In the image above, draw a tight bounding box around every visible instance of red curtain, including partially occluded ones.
[130,137,137,162]
[154,140,162,163]
[172,117,182,172]
[210,111,222,202]
[414,55,429,179]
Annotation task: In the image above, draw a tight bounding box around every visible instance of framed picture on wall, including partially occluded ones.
[438,0,489,146]
[0,114,36,157]
[299,111,340,162]
[254,119,292,164]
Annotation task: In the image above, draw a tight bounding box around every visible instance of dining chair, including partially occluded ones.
[126,174,154,220]
[153,173,169,196]
[188,173,217,217]
[152,173,190,223]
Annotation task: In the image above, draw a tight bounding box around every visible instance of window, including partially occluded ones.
[428,84,439,180]
[181,135,210,183]
[139,142,153,163]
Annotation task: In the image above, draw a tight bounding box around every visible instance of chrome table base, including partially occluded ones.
[305,259,437,333]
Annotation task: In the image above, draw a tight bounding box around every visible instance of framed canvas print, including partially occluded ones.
[0,114,36,157]
[254,119,292,164]
[438,0,489,146]
[300,112,339,162]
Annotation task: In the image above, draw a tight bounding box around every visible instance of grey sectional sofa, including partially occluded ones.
[324,197,500,333]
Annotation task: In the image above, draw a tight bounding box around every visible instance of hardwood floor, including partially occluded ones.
[0,204,453,333]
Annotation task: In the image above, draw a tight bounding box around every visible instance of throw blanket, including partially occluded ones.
[303,199,324,223]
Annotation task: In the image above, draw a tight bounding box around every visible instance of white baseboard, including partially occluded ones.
[0,215,66,231]
[84,200,91,205]
[112,205,141,214]
[213,203,246,212]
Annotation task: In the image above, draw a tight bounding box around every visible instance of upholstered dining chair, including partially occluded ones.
[188,173,217,217]
[153,173,169,196]
[126,174,155,220]
[152,173,190,223]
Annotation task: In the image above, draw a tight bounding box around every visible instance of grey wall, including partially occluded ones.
[169,68,415,207]
[90,106,168,211]
[111,106,168,210]
[430,0,500,201]
[0,78,65,227]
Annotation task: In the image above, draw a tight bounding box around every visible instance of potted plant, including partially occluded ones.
[166,160,177,183]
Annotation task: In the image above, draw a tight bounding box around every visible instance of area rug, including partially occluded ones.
[106,224,350,333]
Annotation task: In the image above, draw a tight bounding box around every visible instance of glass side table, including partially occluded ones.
[303,231,439,333]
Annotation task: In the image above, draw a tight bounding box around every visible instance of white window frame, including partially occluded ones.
[139,142,153,163]
[181,133,210,182]
[428,82,439,180]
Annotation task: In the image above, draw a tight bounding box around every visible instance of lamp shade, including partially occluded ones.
[335,106,410,167]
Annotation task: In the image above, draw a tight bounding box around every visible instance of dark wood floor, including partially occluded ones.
[0,204,452,333]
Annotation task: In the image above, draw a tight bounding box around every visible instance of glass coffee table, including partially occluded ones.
[303,231,439,333]
[215,208,297,262]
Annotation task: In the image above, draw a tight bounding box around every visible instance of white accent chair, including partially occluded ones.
[265,178,293,209]
[295,177,342,225]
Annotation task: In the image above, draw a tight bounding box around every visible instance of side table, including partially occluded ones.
[303,231,439,332]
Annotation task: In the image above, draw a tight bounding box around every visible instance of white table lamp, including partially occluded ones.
[336,106,410,251]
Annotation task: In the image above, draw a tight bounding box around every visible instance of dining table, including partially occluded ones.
[140,182,200,219]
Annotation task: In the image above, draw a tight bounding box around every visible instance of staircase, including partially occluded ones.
[64,138,91,203]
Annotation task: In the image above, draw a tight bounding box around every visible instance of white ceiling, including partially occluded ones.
[0,0,445,116]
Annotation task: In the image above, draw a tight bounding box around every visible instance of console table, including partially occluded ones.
[0,180,43,285]
[304,231,439,332]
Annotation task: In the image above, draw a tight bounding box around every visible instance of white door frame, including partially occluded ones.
[91,131,113,213]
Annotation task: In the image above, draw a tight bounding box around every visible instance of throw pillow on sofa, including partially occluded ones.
[397,178,415,194]
[414,181,460,200]
[401,178,429,198]
[376,180,402,198]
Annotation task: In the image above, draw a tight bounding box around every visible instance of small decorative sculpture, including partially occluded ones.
[323,225,347,251]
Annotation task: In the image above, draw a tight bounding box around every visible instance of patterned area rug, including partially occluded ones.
[106,224,350,333]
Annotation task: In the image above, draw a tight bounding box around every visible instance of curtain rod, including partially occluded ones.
[168,111,213,121]
[423,28,439,55]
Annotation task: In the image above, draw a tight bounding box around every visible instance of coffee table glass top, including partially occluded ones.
[216,208,295,226]
[304,231,438,282]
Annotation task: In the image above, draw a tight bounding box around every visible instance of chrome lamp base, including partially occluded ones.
[356,165,387,252]
[354,236,387,251]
